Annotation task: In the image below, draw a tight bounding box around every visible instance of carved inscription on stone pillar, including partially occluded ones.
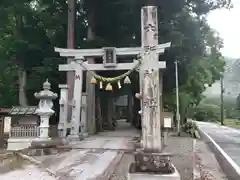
[134,152,174,173]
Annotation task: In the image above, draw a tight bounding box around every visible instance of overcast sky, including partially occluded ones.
[204,0,240,96]
[207,0,240,58]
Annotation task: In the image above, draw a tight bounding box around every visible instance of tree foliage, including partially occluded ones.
[199,96,239,120]
[0,0,231,118]
[190,103,221,122]
[236,94,240,111]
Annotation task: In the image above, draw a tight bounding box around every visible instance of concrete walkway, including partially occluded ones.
[32,120,139,180]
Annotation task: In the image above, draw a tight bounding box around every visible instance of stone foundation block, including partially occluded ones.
[128,150,180,180]
[134,150,174,173]
[67,134,83,141]
[128,163,180,180]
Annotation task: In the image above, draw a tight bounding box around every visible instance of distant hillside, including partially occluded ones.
[204,57,240,100]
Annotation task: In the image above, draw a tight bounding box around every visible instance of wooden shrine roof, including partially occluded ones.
[0,108,11,115]
[9,106,37,115]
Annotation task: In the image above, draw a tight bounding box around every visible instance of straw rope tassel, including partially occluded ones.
[105,83,113,91]
[124,76,131,84]
[90,76,97,84]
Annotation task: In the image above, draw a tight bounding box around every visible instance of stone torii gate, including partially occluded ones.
[56,5,179,179]
[55,41,170,139]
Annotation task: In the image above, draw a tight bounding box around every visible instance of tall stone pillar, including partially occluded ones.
[128,6,179,180]
[140,6,162,151]
[81,93,88,137]
[59,84,68,137]
[68,64,83,140]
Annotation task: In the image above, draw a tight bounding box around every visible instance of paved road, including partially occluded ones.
[196,121,240,167]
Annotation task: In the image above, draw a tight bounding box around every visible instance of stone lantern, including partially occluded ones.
[34,79,58,140]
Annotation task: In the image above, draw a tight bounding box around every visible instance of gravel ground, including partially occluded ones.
[164,132,194,180]
[1,121,226,180]
[0,153,29,174]
[0,153,56,180]
[109,132,194,180]
[109,154,133,180]
[195,139,228,180]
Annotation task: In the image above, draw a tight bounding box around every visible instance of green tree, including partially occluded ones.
[0,0,231,126]
[0,0,70,106]
[0,1,51,105]
[191,103,221,122]
[236,94,240,111]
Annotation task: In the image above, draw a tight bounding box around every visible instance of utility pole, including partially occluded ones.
[175,60,180,136]
[220,75,224,125]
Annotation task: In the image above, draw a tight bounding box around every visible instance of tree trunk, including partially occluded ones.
[86,3,97,134]
[16,15,28,106]
[112,99,117,127]
[96,96,103,132]
[180,104,188,125]
[67,0,76,122]
[107,98,114,130]
[67,0,76,50]
[127,94,133,122]
[101,94,108,130]
[18,68,28,106]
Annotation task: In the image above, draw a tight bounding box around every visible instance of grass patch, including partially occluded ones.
[224,119,240,128]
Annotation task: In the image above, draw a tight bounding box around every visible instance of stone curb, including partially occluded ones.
[14,152,63,180]
[57,146,136,153]
[198,126,240,180]
[193,139,201,180]
[94,151,124,180]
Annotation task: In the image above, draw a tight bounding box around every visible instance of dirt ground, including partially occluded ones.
[109,132,227,180]
[0,123,227,180]
[108,132,194,180]
[0,153,31,174]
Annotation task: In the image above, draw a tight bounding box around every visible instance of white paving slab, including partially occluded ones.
[0,165,56,180]
[68,151,117,180]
